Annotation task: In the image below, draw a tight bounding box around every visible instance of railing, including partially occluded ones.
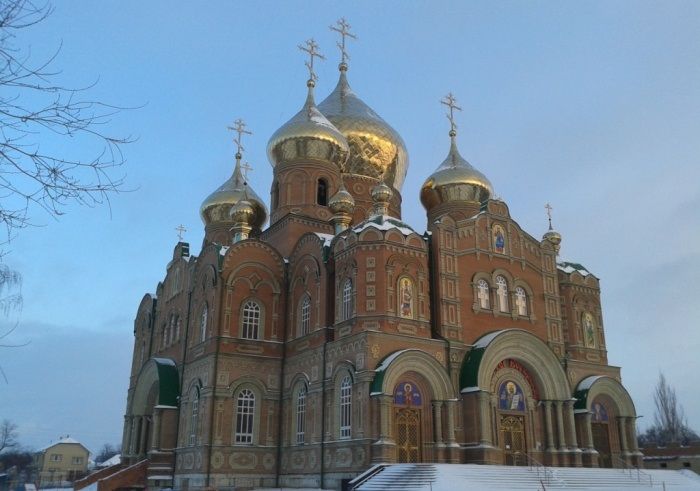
[615,455,656,487]
[518,452,555,487]
[347,463,388,490]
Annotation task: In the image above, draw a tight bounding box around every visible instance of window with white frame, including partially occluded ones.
[234,389,255,444]
[72,456,83,464]
[189,390,199,446]
[241,300,261,339]
[477,279,490,309]
[496,276,509,313]
[300,295,311,336]
[200,304,208,342]
[339,375,352,438]
[342,279,352,320]
[515,287,527,316]
[296,385,307,444]
[50,454,62,462]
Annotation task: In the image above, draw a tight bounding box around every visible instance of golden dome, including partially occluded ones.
[328,182,355,215]
[231,199,255,223]
[420,132,493,212]
[200,156,268,230]
[267,81,349,168]
[318,64,408,191]
[543,229,562,246]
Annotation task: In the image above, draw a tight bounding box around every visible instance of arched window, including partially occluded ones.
[241,300,261,340]
[234,389,255,444]
[339,376,352,439]
[515,287,527,316]
[496,276,509,313]
[299,295,311,336]
[342,279,353,321]
[317,178,328,206]
[272,181,279,209]
[477,279,490,309]
[200,304,208,342]
[296,385,307,444]
[189,390,199,446]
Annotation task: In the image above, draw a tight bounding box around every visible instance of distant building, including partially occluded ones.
[34,437,89,487]
[642,442,700,473]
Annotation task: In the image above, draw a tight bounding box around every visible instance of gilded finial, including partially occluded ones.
[545,203,554,230]
[175,224,187,241]
[330,18,357,69]
[440,92,462,137]
[227,118,252,160]
[298,38,325,86]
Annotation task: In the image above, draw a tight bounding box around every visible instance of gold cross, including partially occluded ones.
[330,18,357,65]
[175,224,187,241]
[227,118,252,156]
[298,38,325,82]
[440,92,462,134]
[241,161,253,180]
[545,203,554,229]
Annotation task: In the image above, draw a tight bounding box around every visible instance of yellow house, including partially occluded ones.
[34,437,90,487]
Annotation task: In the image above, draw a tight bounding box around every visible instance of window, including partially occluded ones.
[339,376,352,439]
[272,181,279,209]
[317,178,328,206]
[189,390,199,446]
[241,300,261,339]
[234,389,255,444]
[169,314,178,344]
[477,279,490,309]
[299,295,311,336]
[200,304,208,342]
[72,456,83,464]
[515,287,527,316]
[496,276,509,313]
[296,386,307,444]
[342,279,352,321]
[50,454,62,462]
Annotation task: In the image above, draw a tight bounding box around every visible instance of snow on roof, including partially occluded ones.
[153,357,176,366]
[218,245,229,256]
[557,261,592,276]
[352,215,417,236]
[473,330,506,349]
[97,454,121,467]
[576,375,604,392]
[314,233,335,248]
[37,436,83,452]
[375,349,413,373]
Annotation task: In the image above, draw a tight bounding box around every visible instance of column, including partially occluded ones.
[617,416,629,455]
[151,409,161,450]
[123,416,133,458]
[565,400,579,449]
[477,391,492,446]
[627,418,640,453]
[433,401,444,446]
[555,401,567,450]
[445,400,458,446]
[138,416,148,456]
[543,401,556,452]
[584,413,594,451]
[378,395,394,443]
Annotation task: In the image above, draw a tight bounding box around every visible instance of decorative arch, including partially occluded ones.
[460,329,570,400]
[130,358,179,416]
[371,349,454,400]
[574,376,636,417]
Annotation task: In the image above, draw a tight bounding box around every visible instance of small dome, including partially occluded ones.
[543,229,562,247]
[267,81,349,168]
[420,133,493,212]
[371,181,393,204]
[328,183,355,215]
[200,156,268,230]
[230,199,255,223]
[318,65,408,190]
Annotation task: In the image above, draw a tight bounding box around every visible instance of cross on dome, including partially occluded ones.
[440,92,462,136]
[545,203,554,230]
[329,18,357,66]
[175,224,187,241]
[298,38,325,84]
[241,161,253,180]
[227,118,252,158]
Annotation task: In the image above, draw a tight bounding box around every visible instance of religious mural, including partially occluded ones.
[498,381,526,412]
[394,381,422,406]
[583,312,596,348]
[398,277,414,319]
[592,400,609,422]
[492,224,506,254]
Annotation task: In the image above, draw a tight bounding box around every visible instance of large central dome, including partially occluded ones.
[318,64,408,191]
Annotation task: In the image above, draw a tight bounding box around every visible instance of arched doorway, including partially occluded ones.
[591,399,612,468]
[394,381,423,463]
[496,380,528,465]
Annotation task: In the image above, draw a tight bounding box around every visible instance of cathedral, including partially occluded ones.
[120,21,642,491]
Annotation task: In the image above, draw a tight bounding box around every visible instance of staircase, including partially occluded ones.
[350,464,700,491]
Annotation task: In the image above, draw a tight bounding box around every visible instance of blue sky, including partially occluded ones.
[1,1,699,454]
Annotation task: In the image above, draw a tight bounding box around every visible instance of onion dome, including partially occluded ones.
[267,80,349,168]
[542,205,562,253]
[230,199,255,223]
[200,154,268,230]
[318,63,408,190]
[420,130,493,212]
[328,182,355,215]
[371,181,393,216]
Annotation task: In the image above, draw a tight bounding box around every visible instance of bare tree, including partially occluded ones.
[0,419,18,453]
[638,372,698,446]
[0,0,131,240]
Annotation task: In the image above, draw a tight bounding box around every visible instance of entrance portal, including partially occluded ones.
[500,415,526,465]
[395,408,421,463]
[592,423,612,468]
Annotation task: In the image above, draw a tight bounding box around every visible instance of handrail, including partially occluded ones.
[517,452,554,485]
[348,463,387,490]
[614,455,655,487]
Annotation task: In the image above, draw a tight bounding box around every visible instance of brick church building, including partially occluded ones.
[119,26,642,490]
